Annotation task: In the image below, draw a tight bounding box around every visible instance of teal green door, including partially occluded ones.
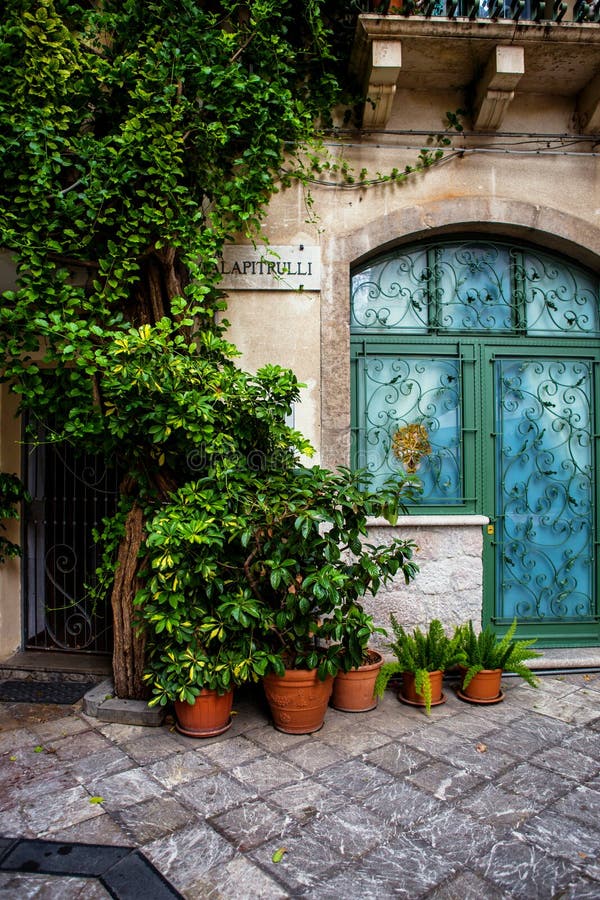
[484,350,599,646]
[351,238,600,647]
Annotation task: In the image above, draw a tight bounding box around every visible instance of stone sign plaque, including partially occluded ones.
[217,245,320,291]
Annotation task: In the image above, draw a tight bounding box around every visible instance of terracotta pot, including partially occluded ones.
[263,669,334,734]
[401,669,444,706]
[331,649,384,712]
[372,0,404,10]
[462,668,503,702]
[174,688,234,738]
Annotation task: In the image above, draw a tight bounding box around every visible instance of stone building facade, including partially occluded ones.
[1,6,600,661]
[223,10,600,654]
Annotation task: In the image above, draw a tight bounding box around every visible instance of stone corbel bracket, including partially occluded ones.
[473,45,525,131]
[577,70,600,134]
[361,39,403,129]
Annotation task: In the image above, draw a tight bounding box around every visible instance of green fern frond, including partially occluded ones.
[374,661,401,698]
[509,662,540,688]
[455,618,541,688]
[388,619,453,671]
[413,667,433,714]
[461,663,484,691]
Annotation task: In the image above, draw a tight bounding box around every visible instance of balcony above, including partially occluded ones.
[350,12,600,130]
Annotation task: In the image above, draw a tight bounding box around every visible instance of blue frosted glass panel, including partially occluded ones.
[521,251,600,336]
[496,358,594,622]
[357,356,462,502]
[351,250,429,333]
[434,243,513,332]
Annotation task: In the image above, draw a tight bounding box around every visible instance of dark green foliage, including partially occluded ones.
[137,467,420,704]
[0,0,347,696]
[0,474,30,565]
[0,1,427,699]
[456,619,540,690]
[374,617,463,713]
[0,0,343,472]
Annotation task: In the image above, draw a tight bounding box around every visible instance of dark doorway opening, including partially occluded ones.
[22,421,120,654]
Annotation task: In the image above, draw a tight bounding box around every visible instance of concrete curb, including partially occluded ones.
[83,678,165,726]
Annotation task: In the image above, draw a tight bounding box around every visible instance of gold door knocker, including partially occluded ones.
[391,423,432,473]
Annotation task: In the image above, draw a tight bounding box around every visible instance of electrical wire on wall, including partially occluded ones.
[282,130,600,189]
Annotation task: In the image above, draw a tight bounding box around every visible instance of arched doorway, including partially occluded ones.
[350,238,600,647]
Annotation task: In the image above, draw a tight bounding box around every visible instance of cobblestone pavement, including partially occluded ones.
[1,671,599,898]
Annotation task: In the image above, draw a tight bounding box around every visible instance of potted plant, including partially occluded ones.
[136,483,281,737]
[144,639,237,737]
[137,460,420,735]
[371,0,411,13]
[330,607,387,713]
[374,617,464,714]
[235,465,420,733]
[454,618,541,703]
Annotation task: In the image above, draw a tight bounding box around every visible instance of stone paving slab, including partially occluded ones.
[0,872,111,898]
[0,672,599,898]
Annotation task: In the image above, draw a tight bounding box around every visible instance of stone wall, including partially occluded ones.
[364,518,486,652]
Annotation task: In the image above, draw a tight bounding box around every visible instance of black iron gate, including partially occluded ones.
[23,426,120,654]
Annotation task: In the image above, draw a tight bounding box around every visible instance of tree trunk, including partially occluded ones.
[110,248,187,698]
[111,501,147,699]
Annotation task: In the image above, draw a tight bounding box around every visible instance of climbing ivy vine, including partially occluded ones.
[0,0,354,696]
[0,0,453,697]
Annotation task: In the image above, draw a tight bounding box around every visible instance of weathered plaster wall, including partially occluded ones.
[235,95,600,635]
[2,81,599,651]
[0,384,23,659]
[220,286,321,460]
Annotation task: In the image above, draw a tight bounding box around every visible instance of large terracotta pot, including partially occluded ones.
[263,669,334,734]
[461,668,503,702]
[174,688,234,738]
[400,670,444,707]
[331,649,384,712]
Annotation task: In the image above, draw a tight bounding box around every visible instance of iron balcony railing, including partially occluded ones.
[368,0,600,23]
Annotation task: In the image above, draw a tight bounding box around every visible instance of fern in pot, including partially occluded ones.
[455,618,540,703]
[375,617,463,714]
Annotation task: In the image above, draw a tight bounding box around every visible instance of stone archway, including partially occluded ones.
[319,196,600,471]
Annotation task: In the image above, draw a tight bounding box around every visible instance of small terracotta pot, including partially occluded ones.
[174,688,233,738]
[401,670,444,706]
[372,0,404,10]
[462,668,503,702]
[331,649,384,712]
[263,669,334,734]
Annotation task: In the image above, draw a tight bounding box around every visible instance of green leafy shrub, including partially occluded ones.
[455,619,540,690]
[137,480,281,706]
[137,466,420,703]
[0,474,30,565]
[336,604,387,673]
[233,466,419,679]
[374,617,463,713]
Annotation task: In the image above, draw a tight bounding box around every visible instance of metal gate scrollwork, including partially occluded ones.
[24,429,120,654]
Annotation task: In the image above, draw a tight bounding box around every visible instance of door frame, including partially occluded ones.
[481,342,600,647]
